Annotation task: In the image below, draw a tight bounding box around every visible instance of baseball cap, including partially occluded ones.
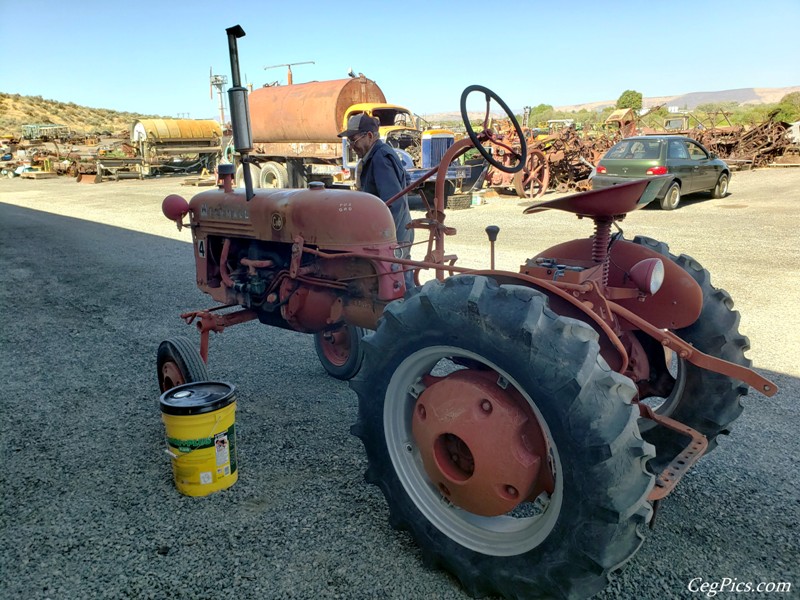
[338,113,379,138]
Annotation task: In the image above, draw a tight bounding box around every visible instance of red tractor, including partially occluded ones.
[157,26,777,600]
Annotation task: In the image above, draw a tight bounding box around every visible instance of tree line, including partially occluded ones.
[524,90,800,131]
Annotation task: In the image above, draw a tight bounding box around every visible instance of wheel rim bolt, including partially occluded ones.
[480,400,492,413]
[505,485,518,498]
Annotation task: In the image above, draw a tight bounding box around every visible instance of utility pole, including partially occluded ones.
[209,67,229,125]
[522,106,531,128]
[263,61,315,85]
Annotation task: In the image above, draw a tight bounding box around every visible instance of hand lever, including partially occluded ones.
[485,225,500,269]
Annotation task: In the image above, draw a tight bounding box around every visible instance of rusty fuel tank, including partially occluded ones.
[248,75,386,144]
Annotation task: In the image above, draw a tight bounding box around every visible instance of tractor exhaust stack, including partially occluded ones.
[225,25,254,201]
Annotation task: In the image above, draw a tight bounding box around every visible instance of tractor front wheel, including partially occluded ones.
[313,324,365,380]
[350,275,654,599]
[156,337,208,393]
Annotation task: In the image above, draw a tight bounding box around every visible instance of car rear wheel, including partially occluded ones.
[711,173,729,199]
[660,181,681,210]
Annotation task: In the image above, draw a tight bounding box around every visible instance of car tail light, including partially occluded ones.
[646,166,668,175]
[597,165,607,174]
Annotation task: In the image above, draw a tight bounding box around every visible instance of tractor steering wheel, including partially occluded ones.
[460,85,527,174]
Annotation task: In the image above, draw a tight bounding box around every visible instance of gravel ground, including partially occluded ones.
[1,170,797,599]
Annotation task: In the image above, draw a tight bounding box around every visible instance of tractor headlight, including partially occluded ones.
[630,258,665,295]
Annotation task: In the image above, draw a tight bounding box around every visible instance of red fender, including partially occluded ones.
[532,238,703,330]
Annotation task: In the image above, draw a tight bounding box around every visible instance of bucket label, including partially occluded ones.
[166,424,237,476]
[215,433,230,466]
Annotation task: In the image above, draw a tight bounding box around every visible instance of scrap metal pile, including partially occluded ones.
[528,127,616,194]
[3,118,223,183]
[482,121,617,198]
[481,110,797,199]
[692,110,797,168]
[1,134,135,181]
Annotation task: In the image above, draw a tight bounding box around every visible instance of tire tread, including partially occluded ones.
[632,236,749,462]
[350,275,654,599]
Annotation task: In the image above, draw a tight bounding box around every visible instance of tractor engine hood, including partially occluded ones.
[187,185,398,249]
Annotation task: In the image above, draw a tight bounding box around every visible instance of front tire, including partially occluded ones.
[350,276,654,599]
[633,236,750,470]
[313,324,365,380]
[660,181,681,210]
[711,173,729,199]
[157,337,208,393]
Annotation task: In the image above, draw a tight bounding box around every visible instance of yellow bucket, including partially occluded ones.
[159,381,238,497]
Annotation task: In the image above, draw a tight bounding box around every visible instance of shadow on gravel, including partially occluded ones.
[0,204,394,599]
[1,203,797,600]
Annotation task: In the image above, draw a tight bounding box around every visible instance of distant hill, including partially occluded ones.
[553,86,800,112]
[0,92,168,136]
[422,86,800,122]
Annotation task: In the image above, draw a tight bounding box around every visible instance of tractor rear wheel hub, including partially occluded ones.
[411,370,548,516]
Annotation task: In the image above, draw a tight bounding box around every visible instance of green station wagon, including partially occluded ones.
[591,135,730,210]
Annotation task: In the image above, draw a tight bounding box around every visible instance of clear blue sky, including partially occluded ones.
[2,0,798,120]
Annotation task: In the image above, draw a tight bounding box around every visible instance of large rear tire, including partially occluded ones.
[632,236,750,470]
[350,275,654,599]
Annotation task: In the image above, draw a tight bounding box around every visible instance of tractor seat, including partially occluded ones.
[523,177,669,218]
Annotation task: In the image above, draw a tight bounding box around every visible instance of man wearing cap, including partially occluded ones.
[338,113,415,287]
